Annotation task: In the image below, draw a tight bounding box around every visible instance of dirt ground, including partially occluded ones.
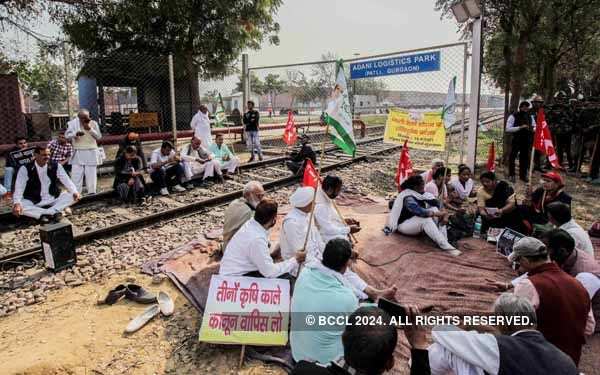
[1,161,600,374]
[0,271,285,375]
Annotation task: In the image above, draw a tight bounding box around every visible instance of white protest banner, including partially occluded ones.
[199,275,290,346]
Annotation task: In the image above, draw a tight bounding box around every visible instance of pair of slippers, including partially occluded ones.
[124,293,173,334]
[101,283,174,333]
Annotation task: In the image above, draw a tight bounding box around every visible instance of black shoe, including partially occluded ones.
[247,156,255,163]
[104,284,128,305]
[39,215,51,224]
[52,212,64,223]
[125,284,157,304]
[258,154,264,161]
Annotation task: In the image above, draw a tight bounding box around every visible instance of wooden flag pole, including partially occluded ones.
[527,146,536,184]
[239,344,246,368]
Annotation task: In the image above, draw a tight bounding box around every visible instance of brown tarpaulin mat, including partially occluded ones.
[142,193,600,374]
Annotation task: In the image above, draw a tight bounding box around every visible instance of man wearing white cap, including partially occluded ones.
[280,186,396,301]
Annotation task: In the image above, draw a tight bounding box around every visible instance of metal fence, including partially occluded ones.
[2,40,506,168]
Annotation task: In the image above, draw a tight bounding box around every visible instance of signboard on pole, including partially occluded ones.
[383,109,446,151]
[199,275,290,346]
[350,51,441,79]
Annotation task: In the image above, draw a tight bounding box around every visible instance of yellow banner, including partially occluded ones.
[384,108,446,151]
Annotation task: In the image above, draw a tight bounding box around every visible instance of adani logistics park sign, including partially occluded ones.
[350,51,441,79]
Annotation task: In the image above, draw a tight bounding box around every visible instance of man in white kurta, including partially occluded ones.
[13,147,79,221]
[180,137,222,182]
[280,186,396,300]
[219,199,306,278]
[190,105,212,148]
[65,109,102,194]
[314,175,361,244]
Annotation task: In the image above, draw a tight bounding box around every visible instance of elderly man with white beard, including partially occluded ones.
[221,181,265,250]
[280,186,397,301]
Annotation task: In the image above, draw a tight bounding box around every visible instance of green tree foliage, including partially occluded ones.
[59,0,283,108]
[235,72,265,95]
[263,73,285,108]
[12,49,68,112]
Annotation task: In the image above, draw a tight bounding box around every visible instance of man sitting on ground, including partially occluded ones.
[180,137,223,184]
[420,158,444,184]
[219,199,306,278]
[48,130,73,173]
[290,238,360,365]
[12,146,80,223]
[428,293,578,375]
[281,186,396,300]
[542,229,600,333]
[507,237,594,365]
[546,201,594,256]
[315,175,361,244]
[3,136,29,194]
[208,134,240,178]
[286,134,317,175]
[292,306,429,375]
[222,181,264,250]
[149,141,186,195]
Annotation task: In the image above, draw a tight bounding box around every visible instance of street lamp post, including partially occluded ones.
[452,0,483,171]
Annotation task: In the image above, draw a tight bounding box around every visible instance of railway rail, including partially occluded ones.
[0,111,504,264]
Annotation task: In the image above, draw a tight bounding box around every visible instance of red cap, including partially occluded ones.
[541,171,564,186]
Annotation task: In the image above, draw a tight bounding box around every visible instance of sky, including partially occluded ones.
[3,1,498,96]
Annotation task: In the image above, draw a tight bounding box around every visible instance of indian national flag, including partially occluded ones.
[325,60,356,156]
[442,76,457,129]
[215,93,226,127]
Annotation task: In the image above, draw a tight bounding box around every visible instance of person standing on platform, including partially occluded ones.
[12,146,79,223]
[243,100,263,162]
[209,134,240,178]
[506,101,535,183]
[190,104,213,148]
[48,130,73,174]
[65,109,102,194]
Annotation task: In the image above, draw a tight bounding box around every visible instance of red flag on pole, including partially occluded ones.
[302,159,320,188]
[395,140,413,188]
[534,108,561,169]
[283,111,298,146]
[487,142,496,172]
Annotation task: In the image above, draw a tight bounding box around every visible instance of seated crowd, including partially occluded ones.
[215,157,597,374]
[4,108,242,221]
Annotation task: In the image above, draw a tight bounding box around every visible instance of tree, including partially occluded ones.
[235,72,265,95]
[59,0,282,109]
[311,52,338,108]
[13,48,68,112]
[263,73,285,110]
[353,78,387,103]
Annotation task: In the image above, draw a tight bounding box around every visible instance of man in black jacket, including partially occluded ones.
[12,146,80,223]
[506,101,535,182]
[243,100,263,162]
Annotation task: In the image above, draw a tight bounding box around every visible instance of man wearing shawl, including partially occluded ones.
[385,175,460,256]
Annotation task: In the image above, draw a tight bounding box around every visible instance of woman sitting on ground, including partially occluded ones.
[449,164,476,203]
[520,171,571,234]
[385,175,461,256]
[116,131,147,169]
[425,167,463,212]
[113,145,146,204]
[477,171,524,233]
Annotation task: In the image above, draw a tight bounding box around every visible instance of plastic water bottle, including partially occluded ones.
[473,216,482,239]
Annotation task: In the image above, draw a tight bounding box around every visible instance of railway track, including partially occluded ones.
[0,111,505,264]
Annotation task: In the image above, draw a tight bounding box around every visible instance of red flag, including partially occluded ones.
[534,108,561,169]
[302,159,320,188]
[283,111,298,146]
[395,140,413,188]
[487,142,496,172]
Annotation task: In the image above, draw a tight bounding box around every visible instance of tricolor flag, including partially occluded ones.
[534,108,561,169]
[215,93,226,128]
[325,60,356,157]
[283,111,298,146]
[487,142,496,172]
[395,140,413,188]
[302,159,320,189]
[442,76,457,129]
